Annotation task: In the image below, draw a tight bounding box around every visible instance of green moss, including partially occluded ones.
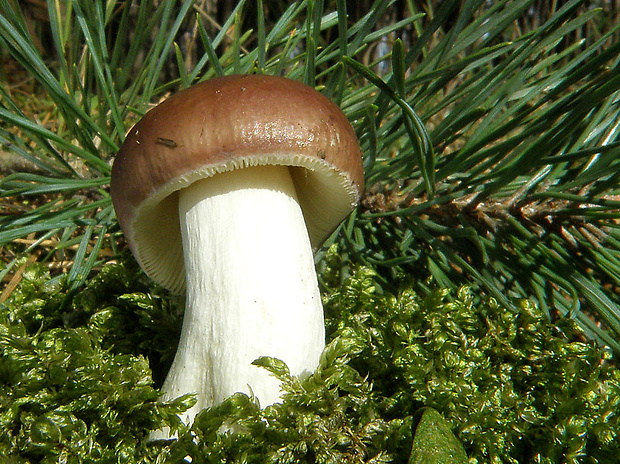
[324,268,620,462]
[1,262,618,462]
[0,260,191,462]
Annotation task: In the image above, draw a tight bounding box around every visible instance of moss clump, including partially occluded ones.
[0,262,618,462]
[0,260,191,462]
[325,268,620,462]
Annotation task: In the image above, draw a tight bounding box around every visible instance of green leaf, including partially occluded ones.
[252,356,291,378]
[409,407,468,464]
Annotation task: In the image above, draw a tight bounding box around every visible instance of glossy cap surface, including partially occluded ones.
[111,74,364,293]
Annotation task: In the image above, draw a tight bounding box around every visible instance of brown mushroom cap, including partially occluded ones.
[110,74,364,294]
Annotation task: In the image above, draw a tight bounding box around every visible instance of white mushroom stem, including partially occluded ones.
[160,165,325,431]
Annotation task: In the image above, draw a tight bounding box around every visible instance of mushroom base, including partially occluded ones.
[152,165,325,439]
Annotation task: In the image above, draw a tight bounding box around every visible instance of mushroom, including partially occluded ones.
[110,74,364,437]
